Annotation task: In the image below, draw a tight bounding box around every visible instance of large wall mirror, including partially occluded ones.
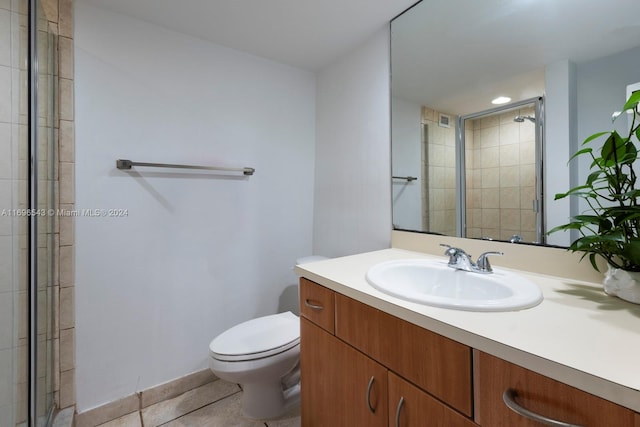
[391,0,640,247]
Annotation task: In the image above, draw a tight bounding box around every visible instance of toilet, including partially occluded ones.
[208,256,327,419]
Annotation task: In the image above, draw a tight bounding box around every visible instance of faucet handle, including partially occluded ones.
[476,251,503,273]
[439,244,470,265]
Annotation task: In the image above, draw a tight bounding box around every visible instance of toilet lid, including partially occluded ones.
[209,311,300,362]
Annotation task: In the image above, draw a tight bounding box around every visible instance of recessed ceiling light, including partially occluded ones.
[492,96,511,105]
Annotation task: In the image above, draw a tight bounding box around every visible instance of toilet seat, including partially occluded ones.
[209,311,300,362]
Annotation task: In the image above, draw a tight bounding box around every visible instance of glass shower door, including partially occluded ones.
[0,0,56,425]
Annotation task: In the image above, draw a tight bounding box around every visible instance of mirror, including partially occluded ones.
[391,0,640,246]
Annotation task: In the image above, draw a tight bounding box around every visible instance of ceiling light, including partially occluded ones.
[491,96,511,105]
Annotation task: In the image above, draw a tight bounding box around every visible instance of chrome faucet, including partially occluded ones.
[440,244,503,274]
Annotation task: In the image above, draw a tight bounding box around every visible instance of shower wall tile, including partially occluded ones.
[499,144,519,166]
[59,244,73,287]
[59,77,73,121]
[59,367,75,409]
[479,126,499,147]
[0,9,10,67]
[0,65,11,122]
[500,209,521,230]
[59,162,74,204]
[58,0,72,38]
[500,187,520,209]
[480,146,499,168]
[480,167,499,188]
[499,122,518,145]
[499,166,519,188]
[0,292,11,350]
[59,327,74,372]
[59,36,72,80]
[519,140,536,164]
[59,119,73,161]
[0,235,12,292]
[0,347,12,406]
[59,286,73,329]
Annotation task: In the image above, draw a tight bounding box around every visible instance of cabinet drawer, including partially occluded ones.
[335,294,473,416]
[389,372,478,427]
[300,278,335,334]
[474,350,636,426]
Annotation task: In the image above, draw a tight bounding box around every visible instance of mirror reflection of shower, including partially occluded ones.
[460,97,544,244]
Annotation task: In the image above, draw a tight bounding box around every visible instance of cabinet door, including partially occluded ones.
[301,318,388,426]
[389,372,478,427]
[474,350,636,426]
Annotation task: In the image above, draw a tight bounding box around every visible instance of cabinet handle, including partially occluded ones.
[394,396,405,427]
[502,388,584,427]
[304,299,324,310]
[366,376,376,413]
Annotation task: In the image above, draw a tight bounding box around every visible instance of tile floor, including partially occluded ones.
[96,379,301,427]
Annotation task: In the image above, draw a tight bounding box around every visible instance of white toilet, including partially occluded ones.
[208,256,327,419]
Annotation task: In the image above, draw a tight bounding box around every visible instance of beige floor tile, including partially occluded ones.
[141,380,240,427]
[163,393,266,427]
[97,412,141,427]
[265,404,301,427]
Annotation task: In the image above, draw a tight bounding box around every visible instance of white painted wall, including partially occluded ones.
[544,60,576,247]
[74,4,316,411]
[391,96,422,230]
[313,28,392,257]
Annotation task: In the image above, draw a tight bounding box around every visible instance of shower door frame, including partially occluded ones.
[456,96,545,243]
[28,0,56,424]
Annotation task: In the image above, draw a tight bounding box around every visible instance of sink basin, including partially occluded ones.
[365,259,543,312]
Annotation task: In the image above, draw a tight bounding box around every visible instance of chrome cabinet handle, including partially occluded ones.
[394,396,405,427]
[503,389,584,427]
[304,299,323,310]
[366,376,376,413]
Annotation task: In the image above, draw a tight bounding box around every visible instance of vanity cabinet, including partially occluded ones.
[474,350,637,426]
[300,278,476,426]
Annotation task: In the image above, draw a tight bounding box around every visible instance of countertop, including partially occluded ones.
[295,248,640,412]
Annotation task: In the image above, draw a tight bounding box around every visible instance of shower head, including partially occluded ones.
[514,115,536,123]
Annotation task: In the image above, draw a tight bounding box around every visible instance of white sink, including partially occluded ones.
[365,259,543,312]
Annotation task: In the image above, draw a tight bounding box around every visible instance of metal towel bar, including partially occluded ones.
[116,159,255,176]
[392,176,417,182]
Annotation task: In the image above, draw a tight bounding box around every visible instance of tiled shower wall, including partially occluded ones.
[0,0,74,423]
[465,106,537,242]
[421,106,456,236]
[41,0,76,413]
[0,1,28,422]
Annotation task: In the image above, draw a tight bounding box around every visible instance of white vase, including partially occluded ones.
[603,265,640,304]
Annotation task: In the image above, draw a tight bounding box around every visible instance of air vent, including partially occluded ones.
[439,113,451,128]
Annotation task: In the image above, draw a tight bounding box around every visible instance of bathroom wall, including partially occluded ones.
[74,3,316,412]
[390,96,422,231]
[313,28,392,257]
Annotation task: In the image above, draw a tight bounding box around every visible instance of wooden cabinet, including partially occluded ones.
[474,350,637,426]
[301,318,388,426]
[301,279,475,426]
[300,278,640,426]
[388,372,477,427]
[335,293,472,416]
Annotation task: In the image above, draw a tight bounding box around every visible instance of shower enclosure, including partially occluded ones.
[1,0,57,425]
[458,97,544,243]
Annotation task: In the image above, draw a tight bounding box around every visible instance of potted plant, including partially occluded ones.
[550,91,640,303]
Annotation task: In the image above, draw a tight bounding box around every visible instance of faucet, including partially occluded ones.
[440,244,503,274]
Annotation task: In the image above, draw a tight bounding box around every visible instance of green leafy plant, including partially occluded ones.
[550,91,640,272]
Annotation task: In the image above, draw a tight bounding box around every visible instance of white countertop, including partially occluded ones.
[295,248,640,413]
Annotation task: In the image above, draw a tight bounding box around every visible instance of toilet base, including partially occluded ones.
[241,381,300,419]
